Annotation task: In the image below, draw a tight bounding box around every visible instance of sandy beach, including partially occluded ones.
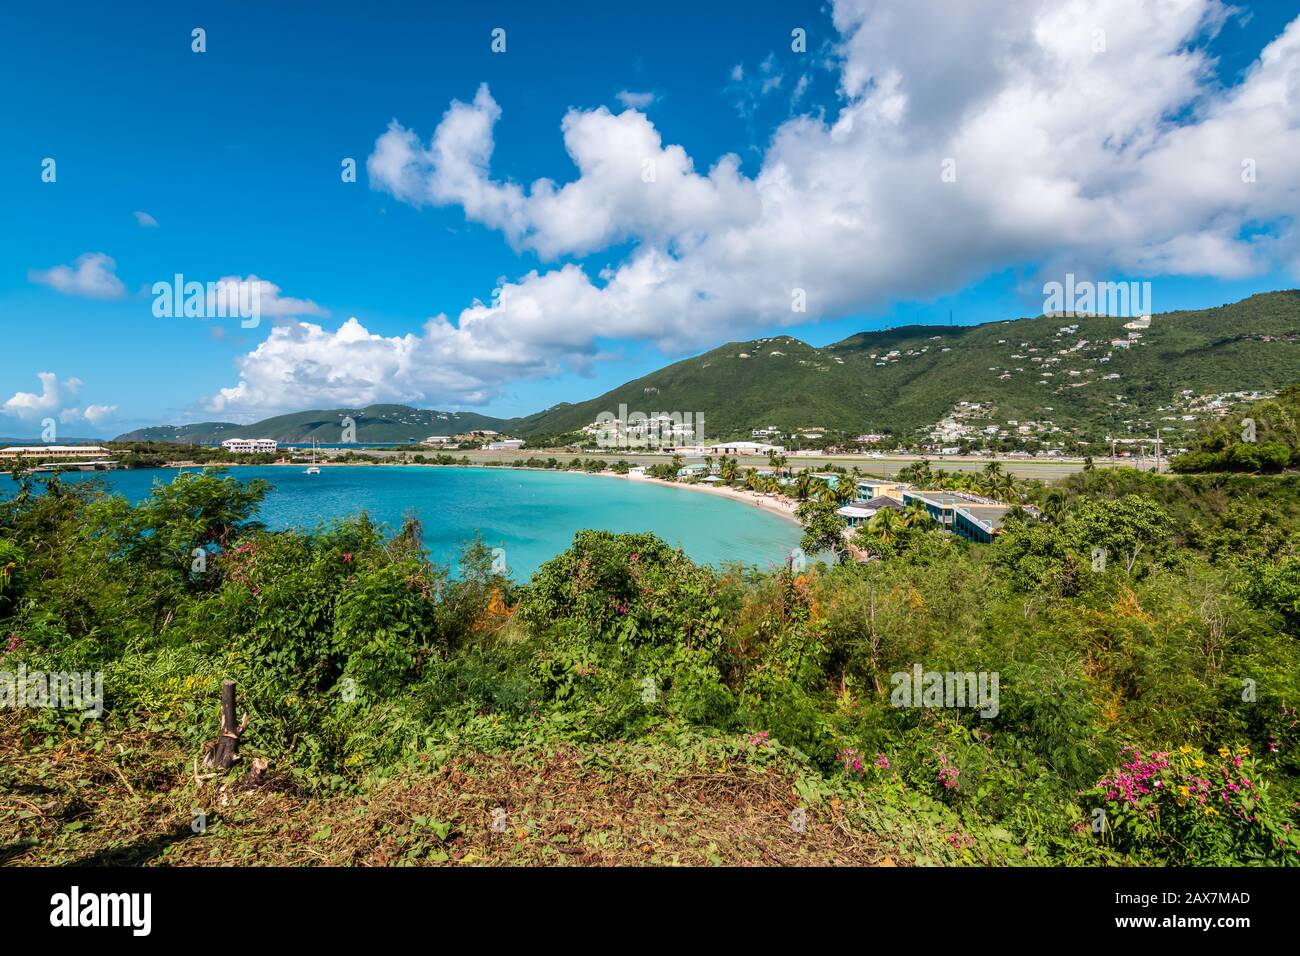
[618,471,800,525]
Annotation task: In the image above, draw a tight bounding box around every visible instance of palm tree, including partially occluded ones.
[867,506,904,543]
[743,469,759,492]
[994,473,1019,503]
[794,471,816,501]
[1042,488,1068,524]
[720,456,739,483]
[902,499,933,529]
[832,478,856,505]
[815,478,835,503]
[1003,504,1031,526]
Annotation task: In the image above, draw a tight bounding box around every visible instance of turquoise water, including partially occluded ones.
[39,466,801,580]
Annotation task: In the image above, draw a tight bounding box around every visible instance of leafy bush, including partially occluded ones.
[4,467,1300,865]
[1085,746,1300,865]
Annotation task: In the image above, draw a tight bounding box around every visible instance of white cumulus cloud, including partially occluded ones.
[217,0,1300,414]
[29,252,127,299]
[2,373,83,422]
[207,275,328,319]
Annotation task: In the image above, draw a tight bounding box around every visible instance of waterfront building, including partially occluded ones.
[0,444,111,460]
[220,438,279,454]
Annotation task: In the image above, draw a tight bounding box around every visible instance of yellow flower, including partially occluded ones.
[1204,806,1218,816]
[1194,759,1206,768]
[1237,746,1250,755]
[1178,786,1190,798]
[1218,747,1231,758]
[1178,746,1192,754]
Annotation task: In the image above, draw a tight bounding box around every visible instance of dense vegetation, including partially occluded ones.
[1172,384,1300,474]
[536,289,1298,443]
[3,461,1299,866]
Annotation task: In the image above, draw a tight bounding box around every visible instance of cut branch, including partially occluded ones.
[202,680,249,770]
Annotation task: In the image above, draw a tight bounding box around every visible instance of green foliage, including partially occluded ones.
[1244,555,1300,636]
[1084,746,1300,865]
[1173,383,1300,474]
[4,465,1300,865]
[506,291,1300,442]
[795,498,848,562]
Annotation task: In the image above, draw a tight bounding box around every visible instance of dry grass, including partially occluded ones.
[0,718,897,867]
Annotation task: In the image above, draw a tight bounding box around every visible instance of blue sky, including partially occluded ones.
[3,0,1299,437]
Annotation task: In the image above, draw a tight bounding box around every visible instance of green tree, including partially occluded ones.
[794,471,816,501]
[795,498,848,563]
[1067,494,1174,576]
[1244,555,1300,635]
[902,499,933,529]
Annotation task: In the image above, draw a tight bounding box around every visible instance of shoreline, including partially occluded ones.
[187,459,805,528]
[617,470,800,525]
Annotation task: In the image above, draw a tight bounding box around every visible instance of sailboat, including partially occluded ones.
[305,439,321,474]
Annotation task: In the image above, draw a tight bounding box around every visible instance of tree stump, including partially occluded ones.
[202,680,249,770]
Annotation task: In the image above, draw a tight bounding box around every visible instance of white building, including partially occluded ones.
[0,445,111,459]
[835,504,877,528]
[220,438,279,454]
[485,439,526,451]
[421,436,457,447]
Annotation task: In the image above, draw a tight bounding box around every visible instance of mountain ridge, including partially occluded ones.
[115,290,1300,446]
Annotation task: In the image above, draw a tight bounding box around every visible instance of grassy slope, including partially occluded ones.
[0,719,1035,867]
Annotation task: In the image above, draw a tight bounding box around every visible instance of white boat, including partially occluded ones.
[305,466,321,475]
[304,439,321,474]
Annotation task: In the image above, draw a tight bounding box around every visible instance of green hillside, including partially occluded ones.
[116,404,511,444]
[510,334,870,439]
[515,290,1300,443]
[117,291,1300,447]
